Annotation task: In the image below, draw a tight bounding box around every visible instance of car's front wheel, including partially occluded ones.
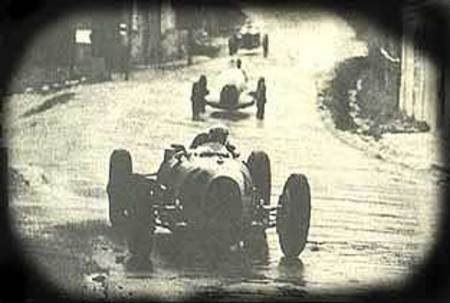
[107,149,133,229]
[276,174,311,259]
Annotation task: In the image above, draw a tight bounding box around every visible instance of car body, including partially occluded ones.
[107,135,311,263]
[238,22,262,50]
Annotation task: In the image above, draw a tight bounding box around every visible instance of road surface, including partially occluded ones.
[6,6,442,301]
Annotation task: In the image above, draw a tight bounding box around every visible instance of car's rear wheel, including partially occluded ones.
[247,151,271,205]
[276,174,311,259]
[107,149,133,229]
[262,34,269,58]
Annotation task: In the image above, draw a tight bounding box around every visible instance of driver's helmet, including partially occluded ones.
[207,124,230,145]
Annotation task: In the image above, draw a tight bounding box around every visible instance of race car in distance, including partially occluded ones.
[106,128,311,264]
[228,20,269,57]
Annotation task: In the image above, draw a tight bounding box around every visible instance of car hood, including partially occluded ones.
[157,143,252,199]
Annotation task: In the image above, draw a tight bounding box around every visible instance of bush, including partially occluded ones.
[321,56,368,131]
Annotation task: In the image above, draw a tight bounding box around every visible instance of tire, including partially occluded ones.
[247,151,271,205]
[126,174,155,260]
[276,174,311,259]
[107,149,133,229]
[262,34,269,58]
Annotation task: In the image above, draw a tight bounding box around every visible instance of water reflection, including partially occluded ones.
[256,118,265,128]
[144,230,272,280]
[276,257,306,287]
[210,111,251,121]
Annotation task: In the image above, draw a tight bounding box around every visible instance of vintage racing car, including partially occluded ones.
[228,20,269,57]
[202,74,264,116]
[107,131,311,263]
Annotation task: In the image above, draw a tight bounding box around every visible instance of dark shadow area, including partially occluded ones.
[21,92,75,118]
[210,110,251,121]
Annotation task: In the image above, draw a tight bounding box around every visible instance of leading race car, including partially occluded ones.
[107,127,311,266]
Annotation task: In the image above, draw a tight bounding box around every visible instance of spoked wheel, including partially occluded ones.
[247,151,271,205]
[262,34,269,58]
[107,149,133,229]
[276,174,311,259]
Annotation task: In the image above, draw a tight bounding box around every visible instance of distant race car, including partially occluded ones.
[228,20,269,57]
[106,132,311,262]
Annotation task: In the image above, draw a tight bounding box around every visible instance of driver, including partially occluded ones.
[207,124,229,145]
[221,59,248,93]
[190,124,239,157]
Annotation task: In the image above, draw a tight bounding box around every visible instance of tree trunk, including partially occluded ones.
[187,27,193,66]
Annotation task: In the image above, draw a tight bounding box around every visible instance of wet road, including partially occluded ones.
[6,6,442,301]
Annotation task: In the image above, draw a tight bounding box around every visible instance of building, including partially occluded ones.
[399,0,449,134]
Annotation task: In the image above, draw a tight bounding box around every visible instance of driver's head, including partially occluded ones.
[207,124,229,145]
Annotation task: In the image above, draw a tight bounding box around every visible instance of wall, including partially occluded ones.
[398,2,445,132]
